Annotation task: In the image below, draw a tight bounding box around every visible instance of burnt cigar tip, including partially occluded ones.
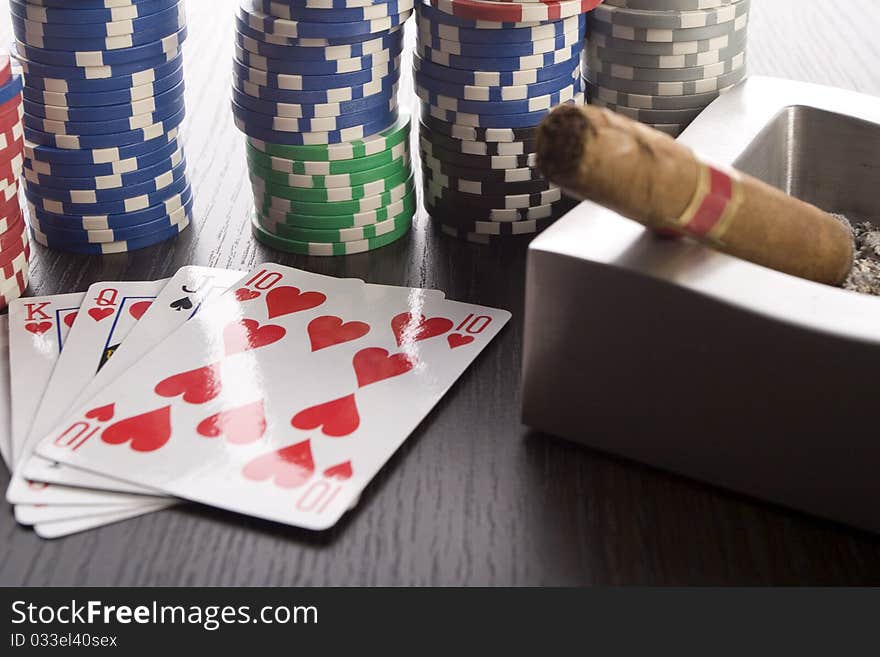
[536,104,589,184]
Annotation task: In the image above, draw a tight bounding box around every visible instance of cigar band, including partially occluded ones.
[673,163,743,245]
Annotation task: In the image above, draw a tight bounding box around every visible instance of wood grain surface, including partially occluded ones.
[1,0,879,586]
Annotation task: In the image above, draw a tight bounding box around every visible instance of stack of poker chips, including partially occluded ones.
[233,0,416,256]
[415,0,600,245]
[11,0,191,255]
[0,51,28,306]
[585,0,750,137]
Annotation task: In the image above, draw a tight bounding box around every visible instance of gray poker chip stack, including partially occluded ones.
[585,0,751,137]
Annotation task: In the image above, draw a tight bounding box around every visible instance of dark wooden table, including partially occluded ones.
[2,0,879,586]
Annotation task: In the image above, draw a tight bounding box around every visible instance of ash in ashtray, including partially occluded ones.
[835,215,880,296]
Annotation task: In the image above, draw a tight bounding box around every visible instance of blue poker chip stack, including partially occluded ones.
[233,0,416,256]
[415,0,595,245]
[11,0,192,255]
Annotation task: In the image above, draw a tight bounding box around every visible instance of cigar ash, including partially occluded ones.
[835,215,880,296]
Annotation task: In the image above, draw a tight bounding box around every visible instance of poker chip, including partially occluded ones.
[232,5,414,255]
[15,0,191,254]
[0,52,29,308]
[414,0,592,243]
[250,209,410,256]
[585,0,751,137]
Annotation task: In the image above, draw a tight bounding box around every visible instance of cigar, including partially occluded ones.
[536,104,854,286]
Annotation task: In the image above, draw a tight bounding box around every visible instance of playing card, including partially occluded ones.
[22,267,246,493]
[34,500,174,540]
[7,292,83,469]
[0,315,11,470]
[7,282,171,508]
[15,502,131,525]
[35,264,509,530]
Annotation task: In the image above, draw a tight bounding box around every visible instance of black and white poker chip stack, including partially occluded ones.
[585,0,751,137]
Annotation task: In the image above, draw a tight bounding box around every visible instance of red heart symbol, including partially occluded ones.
[391,312,453,347]
[63,313,77,328]
[323,461,353,481]
[243,440,315,489]
[223,318,286,356]
[234,288,260,302]
[85,403,115,422]
[353,347,416,388]
[447,334,475,349]
[266,286,326,319]
[101,405,171,452]
[308,316,370,352]
[129,300,152,321]
[88,307,114,322]
[25,321,51,335]
[291,393,360,437]
[155,363,222,404]
[197,400,266,445]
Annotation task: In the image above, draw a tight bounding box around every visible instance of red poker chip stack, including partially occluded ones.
[0,50,28,309]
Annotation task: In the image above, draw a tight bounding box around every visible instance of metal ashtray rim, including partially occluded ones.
[531,76,880,346]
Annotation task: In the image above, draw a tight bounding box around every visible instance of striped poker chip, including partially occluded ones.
[415,41,582,73]
[10,0,180,25]
[603,0,738,9]
[420,136,534,170]
[589,27,747,56]
[415,65,580,102]
[256,174,414,217]
[587,51,746,83]
[260,190,416,230]
[425,180,565,209]
[434,215,557,238]
[18,52,182,93]
[236,1,413,40]
[248,112,410,162]
[417,79,581,116]
[590,99,704,125]
[10,2,186,38]
[24,94,186,136]
[251,164,410,204]
[234,25,401,62]
[416,24,584,58]
[427,194,577,223]
[420,147,538,181]
[586,81,735,110]
[249,154,410,190]
[232,81,398,120]
[585,65,745,98]
[24,62,184,108]
[415,5,584,40]
[251,209,411,256]
[234,40,403,76]
[588,12,749,43]
[413,53,578,87]
[24,145,184,190]
[423,0,602,24]
[25,80,185,123]
[246,140,408,176]
[594,0,749,30]
[586,33,746,69]
[31,212,190,254]
[26,184,192,230]
[420,89,583,132]
[419,120,536,154]
[422,165,555,197]
[24,172,188,215]
[234,65,400,105]
[234,108,398,146]
[25,104,186,150]
[232,55,400,92]
[13,27,187,67]
[255,206,413,243]
[253,0,414,23]
[24,137,180,177]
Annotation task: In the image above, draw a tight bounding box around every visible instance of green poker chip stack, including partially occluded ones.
[245,114,415,256]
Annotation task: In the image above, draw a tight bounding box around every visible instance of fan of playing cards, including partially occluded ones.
[0,265,509,538]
